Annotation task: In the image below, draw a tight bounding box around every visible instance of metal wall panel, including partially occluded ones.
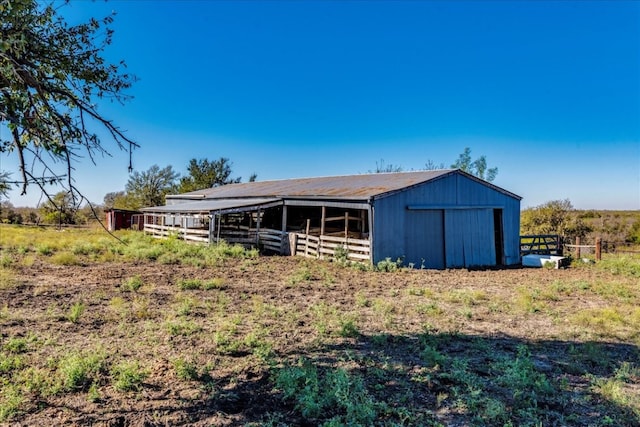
[444,209,496,268]
[404,210,445,269]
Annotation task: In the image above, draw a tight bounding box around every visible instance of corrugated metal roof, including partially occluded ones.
[140,198,281,213]
[167,170,455,201]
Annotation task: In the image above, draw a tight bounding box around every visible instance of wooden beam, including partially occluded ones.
[282,205,288,232]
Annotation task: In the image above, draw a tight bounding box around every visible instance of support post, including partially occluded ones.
[320,206,326,236]
[216,212,222,243]
[289,233,298,256]
[256,209,261,246]
[305,219,311,257]
[208,213,214,244]
[281,205,288,232]
[595,237,602,261]
[344,212,349,238]
[575,236,581,259]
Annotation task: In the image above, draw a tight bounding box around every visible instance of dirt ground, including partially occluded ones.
[2,256,639,426]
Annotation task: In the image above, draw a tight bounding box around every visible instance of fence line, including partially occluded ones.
[291,233,370,263]
[143,223,209,243]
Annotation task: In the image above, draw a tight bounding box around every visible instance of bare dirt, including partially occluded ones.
[2,256,639,426]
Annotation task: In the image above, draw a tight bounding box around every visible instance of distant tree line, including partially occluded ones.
[103,157,256,211]
[0,157,255,225]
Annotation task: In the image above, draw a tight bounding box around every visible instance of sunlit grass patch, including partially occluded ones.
[50,251,81,266]
[444,289,488,306]
[570,307,640,339]
[0,267,16,290]
[596,255,640,278]
[513,287,548,314]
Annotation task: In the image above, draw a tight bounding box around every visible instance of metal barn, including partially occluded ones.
[140,169,521,268]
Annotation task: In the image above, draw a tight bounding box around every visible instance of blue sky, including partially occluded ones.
[2,0,639,209]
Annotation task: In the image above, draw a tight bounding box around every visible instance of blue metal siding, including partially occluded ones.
[502,196,521,265]
[372,171,520,268]
[444,209,496,268]
[404,210,445,269]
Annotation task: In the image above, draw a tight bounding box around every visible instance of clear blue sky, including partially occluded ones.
[2,0,639,209]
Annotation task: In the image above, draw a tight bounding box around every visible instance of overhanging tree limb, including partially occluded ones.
[0,0,138,202]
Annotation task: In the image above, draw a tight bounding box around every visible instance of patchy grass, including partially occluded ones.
[0,224,639,425]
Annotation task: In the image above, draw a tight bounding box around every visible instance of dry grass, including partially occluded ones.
[0,224,639,426]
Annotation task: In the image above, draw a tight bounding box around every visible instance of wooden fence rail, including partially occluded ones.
[143,222,370,262]
[291,233,370,263]
[564,236,602,260]
[144,223,209,243]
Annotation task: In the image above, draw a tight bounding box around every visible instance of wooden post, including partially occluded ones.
[289,233,298,256]
[344,212,349,238]
[256,209,261,246]
[305,219,311,257]
[575,236,581,259]
[320,206,326,236]
[216,212,222,243]
[595,237,602,261]
[208,213,214,244]
[281,205,288,233]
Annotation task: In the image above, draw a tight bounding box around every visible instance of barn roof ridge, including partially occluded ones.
[166,169,458,201]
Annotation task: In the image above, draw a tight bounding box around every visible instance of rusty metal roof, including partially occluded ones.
[140,198,281,213]
[167,170,455,201]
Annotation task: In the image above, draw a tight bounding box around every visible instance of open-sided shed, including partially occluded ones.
[141,169,521,268]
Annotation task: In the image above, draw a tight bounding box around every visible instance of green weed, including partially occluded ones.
[177,278,202,290]
[111,360,147,392]
[274,357,377,424]
[376,257,402,272]
[66,301,85,323]
[3,337,28,354]
[58,350,106,391]
[172,357,200,381]
[121,275,143,292]
[0,383,24,421]
[165,319,202,336]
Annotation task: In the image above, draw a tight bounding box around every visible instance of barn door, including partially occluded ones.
[404,210,445,269]
[444,209,496,268]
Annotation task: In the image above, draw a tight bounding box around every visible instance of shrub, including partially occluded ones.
[376,257,402,272]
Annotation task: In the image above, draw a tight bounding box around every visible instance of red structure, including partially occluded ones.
[105,209,142,231]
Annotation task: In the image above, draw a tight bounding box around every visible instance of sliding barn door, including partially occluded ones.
[444,209,496,268]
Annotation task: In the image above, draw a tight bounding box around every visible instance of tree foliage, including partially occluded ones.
[451,147,498,182]
[178,158,242,193]
[103,190,139,211]
[39,190,78,225]
[521,199,592,240]
[124,164,178,208]
[0,0,136,206]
